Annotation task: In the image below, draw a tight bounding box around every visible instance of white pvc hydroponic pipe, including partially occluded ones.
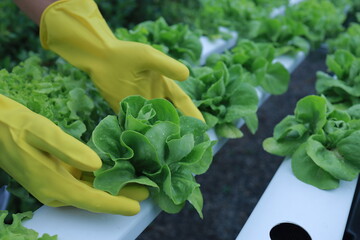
[236,159,357,240]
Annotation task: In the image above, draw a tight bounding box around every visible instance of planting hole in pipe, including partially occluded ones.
[270,222,311,240]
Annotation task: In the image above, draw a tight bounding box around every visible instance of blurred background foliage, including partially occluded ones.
[0,0,296,70]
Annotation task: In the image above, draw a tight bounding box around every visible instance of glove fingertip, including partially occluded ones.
[172,94,205,122]
[175,64,190,82]
[164,80,204,121]
[80,149,102,171]
[118,184,150,202]
[147,46,189,81]
[114,199,141,216]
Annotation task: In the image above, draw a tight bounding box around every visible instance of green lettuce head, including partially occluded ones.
[88,95,216,217]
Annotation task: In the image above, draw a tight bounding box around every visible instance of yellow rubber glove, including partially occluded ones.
[0,94,148,216]
[39,0,204,121]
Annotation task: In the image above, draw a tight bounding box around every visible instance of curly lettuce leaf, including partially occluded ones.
[316,50,360,108]
[291,143,339,190]
[263,96,327,157]
[294,95,327,133]
[263,115,310,157]
[306,134,358,181]
[0,210,57,240]
[0,55,112,141]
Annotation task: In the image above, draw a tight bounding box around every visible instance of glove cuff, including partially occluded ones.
[39,0,70,50]
[39,0,116,72]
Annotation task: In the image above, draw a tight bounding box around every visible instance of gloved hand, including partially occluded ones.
[40,0,204,121]
[0,94,148,216]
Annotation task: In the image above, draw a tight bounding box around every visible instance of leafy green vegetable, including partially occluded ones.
[328,0,360,17]
[178,61,259,138]
[189,0,272,39]
[0,210,57,239]
[263,95,360,189]
[115,17,202,65]
[181,40,289,138]
[291,143,339,189]
[0,55,112,142]
[347,104,360,119]
[204,0,341,55]
[316,50,360,109]
[327,23,360,57]
[206,40,290,95]
[226,0,344,55]
[245,15,310,56]
[285,0,345,49]
[88,96,216,217]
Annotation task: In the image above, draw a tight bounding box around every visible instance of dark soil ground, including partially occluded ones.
[137,48,328,240]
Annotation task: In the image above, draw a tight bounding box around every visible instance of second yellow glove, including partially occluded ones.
[0,95,148,216]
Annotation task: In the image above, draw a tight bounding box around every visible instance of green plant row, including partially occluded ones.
[185,0,350,56]
[112,0,355,139]
[2,0,354,70]
[179,40,290,138]
[263,21,360,190]
[114,17,203,65]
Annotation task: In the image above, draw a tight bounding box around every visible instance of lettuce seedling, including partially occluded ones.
[88,96,216,217]
[285,0,345,49]
[206,40,290,95]
[246,15,310,56]
[178,61,259,138]
[191,0,270,40]
[327,23,360,57]
[115,17,202,65]
[316,50,360,110]
[263,95,360,189]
